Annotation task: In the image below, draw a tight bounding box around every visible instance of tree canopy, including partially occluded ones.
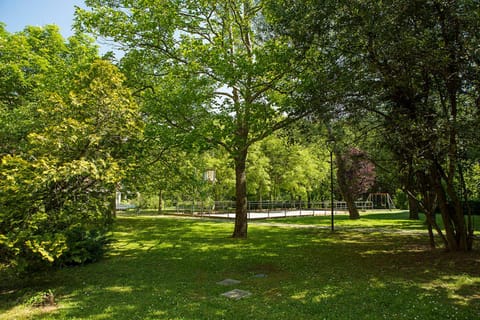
[268,0,480,251]
[2,0,479,261]
[75,0,323,238]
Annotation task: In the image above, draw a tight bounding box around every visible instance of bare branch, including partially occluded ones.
[213,91,235,100]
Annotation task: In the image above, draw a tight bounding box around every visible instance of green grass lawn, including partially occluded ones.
[268,210,480,231]
[1,211,480,319]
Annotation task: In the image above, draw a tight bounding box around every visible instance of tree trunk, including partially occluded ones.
[427,219,435,249]
[405,165,420,220]
[258,187,263,210]
[109,189,116,223]
[158,188,163,214]
[412,174,449,249]
[335,151,360,219]
[343,191,360,219]
[408,194,419,220]
[430,164,468,251]
[232,149,248,238]
[436,4,468,252]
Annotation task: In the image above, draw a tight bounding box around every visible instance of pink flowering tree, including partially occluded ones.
[336,147,376,219]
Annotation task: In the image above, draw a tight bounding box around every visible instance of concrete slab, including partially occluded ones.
[217,278,241,286]
[221,289,252,300]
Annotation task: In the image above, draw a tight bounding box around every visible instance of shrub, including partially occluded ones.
[0,155,118,272]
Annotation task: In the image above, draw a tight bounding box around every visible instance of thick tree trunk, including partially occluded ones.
[335,152,360,219]
[343,191,360,219]
[233,149,248,238]
[408,195,419,220]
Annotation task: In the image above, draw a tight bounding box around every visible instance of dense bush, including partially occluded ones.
[0,154,118,271]
[394,189,408,210]
[0,26,142,272]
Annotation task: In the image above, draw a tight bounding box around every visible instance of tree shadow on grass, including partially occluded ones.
[1,216,480,319]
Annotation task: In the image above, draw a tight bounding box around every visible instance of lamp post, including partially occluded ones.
[326,139,335,232]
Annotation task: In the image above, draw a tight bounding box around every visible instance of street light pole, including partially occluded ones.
[330,148,334,232]
[326,139,335,232]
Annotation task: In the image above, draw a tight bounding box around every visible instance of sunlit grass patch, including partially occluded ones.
[269,210,424,228]
[269,210,480,233]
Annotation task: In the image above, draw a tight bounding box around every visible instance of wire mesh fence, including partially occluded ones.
[168,200,373,219]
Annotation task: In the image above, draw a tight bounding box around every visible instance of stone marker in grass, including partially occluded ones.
[216,278,241,286]
[221,289,252,300]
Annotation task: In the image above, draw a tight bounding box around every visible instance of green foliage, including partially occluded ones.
[76,0,318,237]
[464,162,480,201]
[268,0,480,250]
[131,129,330,208]
[252,133,328,201]
[61,227,113,265]
[393,189,408,210]
[0,27,142,271]
[24,289,55,308]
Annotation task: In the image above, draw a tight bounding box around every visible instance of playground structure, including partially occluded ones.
[366,193,395,209]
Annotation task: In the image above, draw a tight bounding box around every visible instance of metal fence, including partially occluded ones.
[171,200,373,217]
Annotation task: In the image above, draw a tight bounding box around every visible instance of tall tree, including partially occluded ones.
[268,0,480,251]
[76,0,311,238]
[0,26,142,270]
[348,0,479,251]
[320,0,477,250]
